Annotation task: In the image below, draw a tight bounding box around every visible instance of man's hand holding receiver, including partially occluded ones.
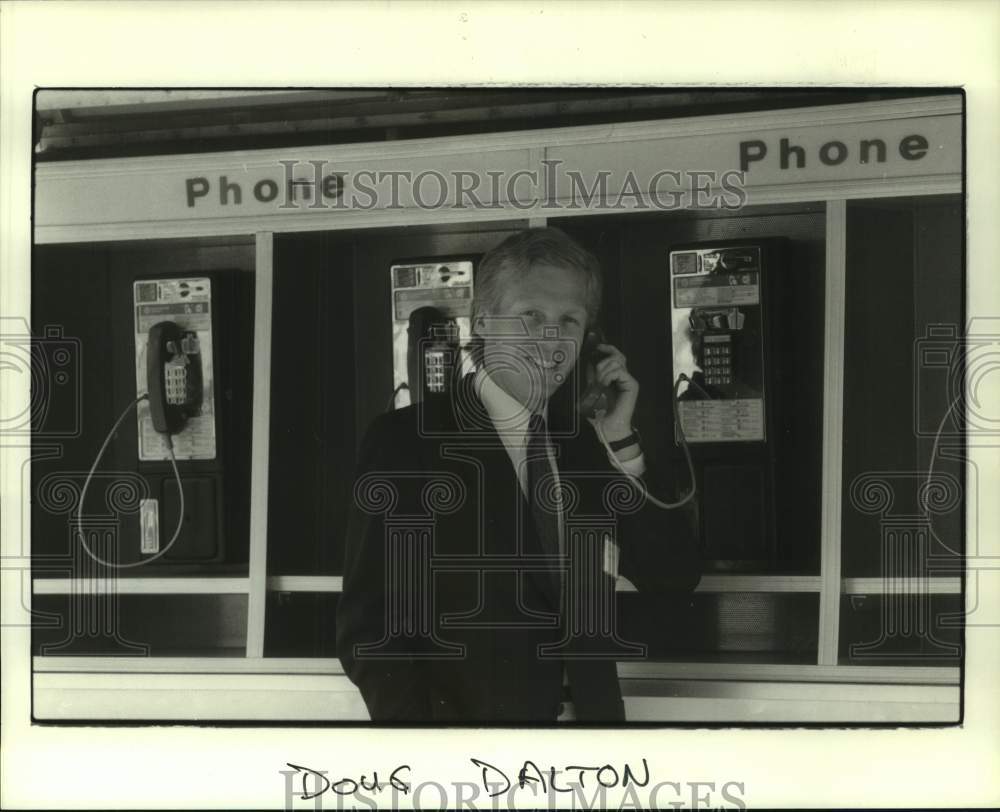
[591,342,642,463]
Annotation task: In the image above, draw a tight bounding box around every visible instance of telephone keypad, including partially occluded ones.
[425,350,448,393]
[165,365,188,405]
[703,341,733,386]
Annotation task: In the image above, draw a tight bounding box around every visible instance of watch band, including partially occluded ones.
[608,430,641,452]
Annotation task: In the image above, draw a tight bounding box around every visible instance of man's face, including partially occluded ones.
[479,262,590,411]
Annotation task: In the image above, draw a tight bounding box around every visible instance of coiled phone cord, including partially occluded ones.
[593,373,708,511]
[76,393,186,568]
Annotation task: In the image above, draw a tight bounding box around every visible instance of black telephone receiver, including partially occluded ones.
[578,328,612,418]
[146,320,203,434]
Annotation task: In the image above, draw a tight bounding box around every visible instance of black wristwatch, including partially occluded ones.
[608,429,641,452]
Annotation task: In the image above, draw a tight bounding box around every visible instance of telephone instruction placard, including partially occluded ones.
[674,272,760,308]
[678,398,765,443]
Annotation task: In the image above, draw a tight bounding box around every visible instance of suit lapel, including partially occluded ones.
[446,374,562,610]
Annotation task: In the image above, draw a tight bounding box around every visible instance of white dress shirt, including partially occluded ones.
[473,366,646,499]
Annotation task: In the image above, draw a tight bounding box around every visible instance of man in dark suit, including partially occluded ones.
[337,227,701,722]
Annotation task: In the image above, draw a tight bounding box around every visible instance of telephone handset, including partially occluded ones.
[578,329,612,418]
[146,320,204,435]
[580,327,698,510]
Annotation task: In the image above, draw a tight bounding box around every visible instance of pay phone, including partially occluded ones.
[133,277,217,459]
[668,239,787,569]
[68,271,250,571]
[130,277,221,562]
[670,244,771,444]
[389,258,475,409]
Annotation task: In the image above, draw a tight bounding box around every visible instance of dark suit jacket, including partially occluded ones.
[336,374,701,722]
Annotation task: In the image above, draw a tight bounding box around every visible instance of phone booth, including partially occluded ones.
[31,259,254,576]
[666,239,817,570]
[29,92,965,725]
